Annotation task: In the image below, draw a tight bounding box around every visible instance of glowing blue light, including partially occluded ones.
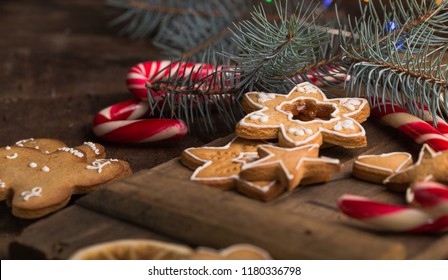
[386,21,398,32]
[323,0,333,7]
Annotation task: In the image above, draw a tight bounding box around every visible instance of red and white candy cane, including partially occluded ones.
[93,61,222,143]
[94,60,345,143]
[419,106,448,139]
[93,99,187,143]
[338,185,448,233]
[371,101,448,152]
[408,180,448,219]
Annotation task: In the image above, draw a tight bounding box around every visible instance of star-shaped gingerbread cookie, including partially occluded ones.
[0,139,132,218]
[239,144,341,191]
[180,137,274,190]
[235,82,370,148]
[384,144,448,192]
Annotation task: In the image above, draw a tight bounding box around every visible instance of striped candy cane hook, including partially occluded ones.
[338,193,448,233]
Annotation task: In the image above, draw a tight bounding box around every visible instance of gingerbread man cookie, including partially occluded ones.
[0,139,132,218]
[239,144,341,192]
[180,137,274,190]
[235,82,370,148]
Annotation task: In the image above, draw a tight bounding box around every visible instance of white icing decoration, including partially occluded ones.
[334,120,356,131]
[58,147,84,158]
[15,138,34,147]
[21,187,42,201]
[35,146,39,150]
[341,120,355,130]
[0,180,5,189]
[249,112,269,123]
[86,159,118,173]
[257,93,276,103]
[288,127,313,136]
[44,151,50,154]
[296,85,316,93]
[333,123,342,131]
[41,166,50,172]
[28,162,37,168]
[6,153,18,159]
[84,141,100,155]
[294,130,305,136]
[259,116,269,123]
[5,146,11,150]
[341,99,361,111]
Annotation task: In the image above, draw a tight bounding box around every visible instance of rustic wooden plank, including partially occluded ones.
[412,235,448,260]
[77,171,406,260]
[10,205,174,260]
[74,118,446,260]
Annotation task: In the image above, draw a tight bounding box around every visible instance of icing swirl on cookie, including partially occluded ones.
[83,141,100,155]
[58,147,84,158]
[0,180,6,189]
[15,138,34,147]
[21,187,42,201]
[6,153,18,159]
[86,159,118,173]
[5,146,11,150]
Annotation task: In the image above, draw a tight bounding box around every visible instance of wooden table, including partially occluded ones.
[0,0,230,259]
[1,0,447,260]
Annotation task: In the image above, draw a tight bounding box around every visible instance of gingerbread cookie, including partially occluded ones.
[235,179,285,202]
[0,140,132,218]
[70,239,271,260]
[180,137,273,190]
[235,82,370,148]
[384,144,448,192]
[239,144,341,192]
[353,152,413,184]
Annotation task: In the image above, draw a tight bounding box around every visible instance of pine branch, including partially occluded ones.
[145,56,244,131]
[344,0,448,122]
[141,0,448,131]
[224,0,339,93]
[107,0,253,60]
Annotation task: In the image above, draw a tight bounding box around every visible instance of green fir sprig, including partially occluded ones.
[110,0,448,130]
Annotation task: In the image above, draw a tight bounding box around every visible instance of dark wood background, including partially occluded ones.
[2,0,446,260]
[0,0,233,259]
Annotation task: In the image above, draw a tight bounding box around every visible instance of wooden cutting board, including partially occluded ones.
[11,119,448,259]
